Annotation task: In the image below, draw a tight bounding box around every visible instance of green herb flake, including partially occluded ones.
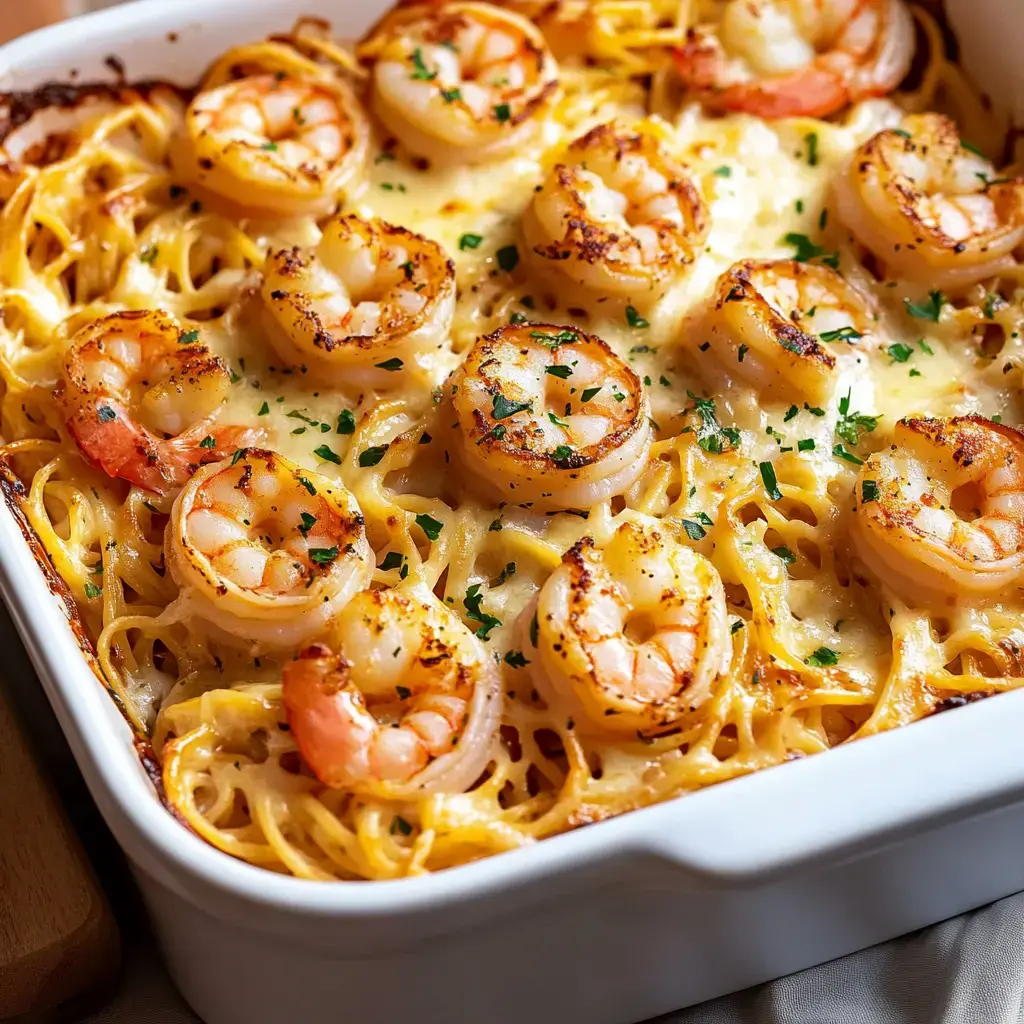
[681,519,707,541]
[784,404,799,422]
[806,646,839,667]
[297,475,317,496]
[310,547,339,565]
[819,326,863,343]
[713,165,731,177]
[409,47,437,80]
[832,442,864,465]
[415,513,443,540]
[805,131,819,166]
[463,583,501,639]
[905,290,945,322]
[493,103,511,122]
[797,438,815,452]
[198,435,216,449]
[84,582,102,600]
[375,357,404,371]
[336,409,356,434]
[687,391,741,454]
[358,444,389,467]
[861,480,878,503]
[459,233,483,250]
[496,245,519,272]
[545,364,572,379]
[313,444,341,465]
[626,305,649,329]
[298,512,318,538]
[887,342,914,363]
[178,328,200,344]
[505,650,530,668]
[772,545,796,564]
[258,401,270,416]
[390,815,413,836]
[380,551,404,571]
[759,461,782,501]
[492,393,532,419]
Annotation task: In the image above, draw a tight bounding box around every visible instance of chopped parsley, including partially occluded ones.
[581,386,601,403]
[459,233,484,250]
[313,444,341,465]
[298,512,318,537]
[819,326,862,343]
[358,444,389,467]
[680,511,713,541]
[784,404,799,422]
[529,329,577,349]
[258,401,270,416]
[836,390,879,447]
[179,328,200,344]
[415,513,443,540]
[545,364,572,379]
[297,475,317,496]
[441,87,462,103]
[496,245,519,272]
[380,552,404,571]
[625,305,649,329]
[861,480,878,504]
[804,131,819,166]
[492,393,532,419]
[198,435,215,449]
[464,583,501,639]
[493,103,511,122]
[375,357,404,371]
[772,546,796,564]
[797,438,815,452]
[887,342,914,364]
[550,444,574,465]
[806,646,839,667]
[84,582,102,600]
[139,245,159,264]
[505,650,530,668]
[832,443,864,465]
[409,48,437,80]
[782,232,839,268]
[336,410,356,434]
[759,461,782,501]
[713,165,731,177]
[905,290,945,322]
[687,391,740,454]
[310,547,338,566]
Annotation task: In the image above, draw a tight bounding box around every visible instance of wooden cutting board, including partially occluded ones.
[0,682,120,1020]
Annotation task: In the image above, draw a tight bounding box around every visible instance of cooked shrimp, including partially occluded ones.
[853,416,1024,601]
[170,72,369,218]
[523,518,730,735]
[835,114,1024,290]
[167,448,374,649]
[261,214,455,388]
[282,586,501,797]
[57,310,259,495]
[447,323,652,508]
[691,259,873,401]
[673,0,913,119]
[523,121,709,299]
[358,2,559,165]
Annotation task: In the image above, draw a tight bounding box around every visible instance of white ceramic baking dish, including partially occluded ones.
[3,2,1024,1022]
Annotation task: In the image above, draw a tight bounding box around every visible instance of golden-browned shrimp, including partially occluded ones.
[260,214,455,388]
[521,518,730,735]
[446,323,652,508]
[690,259,874,401]
[673,0,914,119]
[835,114,1024,289]
[852,416,1024,600]
[523,121,709,299]
[282,586,501,797]
[167,449,374,649]
[170,72,369,218]
[56,310,259,495]
[357,1,559,165]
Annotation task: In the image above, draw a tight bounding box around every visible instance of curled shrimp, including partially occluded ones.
[835,114,1024,290]
[167,448,374,649]
[673,0,913,119]
[523,121,709,299]
[447,323,652,508]
[691,259,874,401]
[56,310,259,495]
[170,72,369,218]
[358,1,559,165]
[521,519,730,735]
[853,416,1024,601]
[282,586,501,797]
[260,214,455,388]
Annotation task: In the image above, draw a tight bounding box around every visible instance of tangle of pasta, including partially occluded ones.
[2,0,1024,881]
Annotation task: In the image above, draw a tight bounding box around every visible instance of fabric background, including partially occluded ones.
[3,605,1023,1024]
